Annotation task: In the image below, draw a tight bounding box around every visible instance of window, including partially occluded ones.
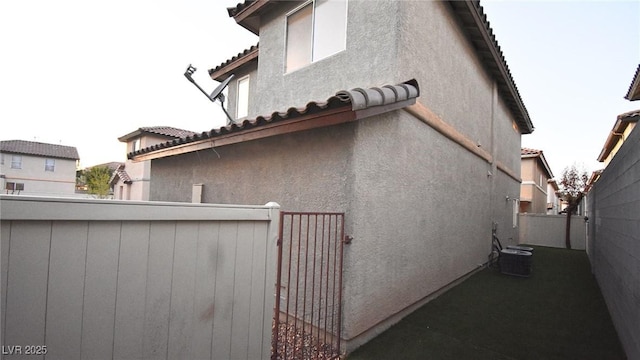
[133,138,141,152]
[285,0,348,72]
[236,75,250,118]
[11,155,21,169]
[5,182,24,193]
[45,158,55,172]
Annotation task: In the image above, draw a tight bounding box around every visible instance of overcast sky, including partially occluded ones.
[1,0,639,178]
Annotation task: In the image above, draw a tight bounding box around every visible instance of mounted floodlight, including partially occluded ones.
[184,64,235,125]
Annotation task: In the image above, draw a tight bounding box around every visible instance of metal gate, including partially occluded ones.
[272,212,347,360]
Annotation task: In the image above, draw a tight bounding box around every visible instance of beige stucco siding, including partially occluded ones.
[1,154,76,196]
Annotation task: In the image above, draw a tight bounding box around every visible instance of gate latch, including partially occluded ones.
[343,235,353,245]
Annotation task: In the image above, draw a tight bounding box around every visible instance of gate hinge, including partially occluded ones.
[343,235,353,245]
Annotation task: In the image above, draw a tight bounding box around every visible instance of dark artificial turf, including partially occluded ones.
[348,246,626,360]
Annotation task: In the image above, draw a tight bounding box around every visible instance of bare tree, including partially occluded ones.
[559,165,588,249]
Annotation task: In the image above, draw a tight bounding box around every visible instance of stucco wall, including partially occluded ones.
[344,110,493,341]
[588,125,640,360]
[252,1,400,115]
[150,123,356,213]
[0,153,76,196]
[397,1,493,149]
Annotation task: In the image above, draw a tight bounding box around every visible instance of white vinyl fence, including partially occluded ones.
[0,195,279,360]
[518,213,586,250]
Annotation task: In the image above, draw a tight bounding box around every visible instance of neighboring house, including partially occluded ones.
[520,148,554,214]
[596,109,639,167]
[0,140,79,196]
[546,178,561,215]
[113,127,196,200]
[130,0,533,353]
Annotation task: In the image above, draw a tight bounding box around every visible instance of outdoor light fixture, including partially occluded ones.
[184,64,235,125]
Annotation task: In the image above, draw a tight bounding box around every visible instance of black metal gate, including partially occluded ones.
[272,212,346,360]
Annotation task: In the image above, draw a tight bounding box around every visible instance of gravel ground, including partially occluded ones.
[272,322,340,360]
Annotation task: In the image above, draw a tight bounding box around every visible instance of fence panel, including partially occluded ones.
[0,196,279,360]
[518,213,586,249]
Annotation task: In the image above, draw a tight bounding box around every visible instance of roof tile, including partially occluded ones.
[0,140,79,160]
[129,79,419,159]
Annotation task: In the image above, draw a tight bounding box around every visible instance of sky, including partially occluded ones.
[1,0,639,178]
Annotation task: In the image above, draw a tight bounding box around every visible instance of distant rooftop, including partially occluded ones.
[0,140,79,160]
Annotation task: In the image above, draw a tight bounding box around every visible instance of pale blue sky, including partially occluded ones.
[1,0,638,177]
[483,0,640,176]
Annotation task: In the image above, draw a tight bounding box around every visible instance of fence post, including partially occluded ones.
[264,202,280,360]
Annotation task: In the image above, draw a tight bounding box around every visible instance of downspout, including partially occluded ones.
[489,80,498,236]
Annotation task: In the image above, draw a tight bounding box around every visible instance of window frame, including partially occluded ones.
[133,138,141,152]
[236,75,250,119]
[11,155,22,169]
[284,0,348,73]
[45,158,55,172]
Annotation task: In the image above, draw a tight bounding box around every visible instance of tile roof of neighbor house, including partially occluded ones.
[222,0,533,135]
[625,64,640,101]
[0,140,79,160]
[118,126,198,142]
[88,162,124,171]
[128,79,420,160]
[109,164,132,186]
[521,147,554,178]
[597,109,640,162]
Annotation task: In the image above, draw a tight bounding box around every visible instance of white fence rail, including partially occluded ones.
[0,195,279,360]
[518,213,586,250]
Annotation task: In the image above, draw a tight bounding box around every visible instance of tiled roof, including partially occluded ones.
[226,0,271,34]
[0,140,79,160]
[521,147,554,178]
[617,109,640,122]
[140,126,197,138]
[625,64,640,101]
[129,79,419,159]
[109,164,132,186]
[89,161,124,171]
[521,148,542,156]
[118,126,197,142]
[227,0,255,17]
[209,44,259,81]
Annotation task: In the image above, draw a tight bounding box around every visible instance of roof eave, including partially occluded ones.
[447,0,533,134]
[132,106,355,162]
[228,0,272,35]
[209,47,259,81]
[624,64,640,101]
[118,129,145,143]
